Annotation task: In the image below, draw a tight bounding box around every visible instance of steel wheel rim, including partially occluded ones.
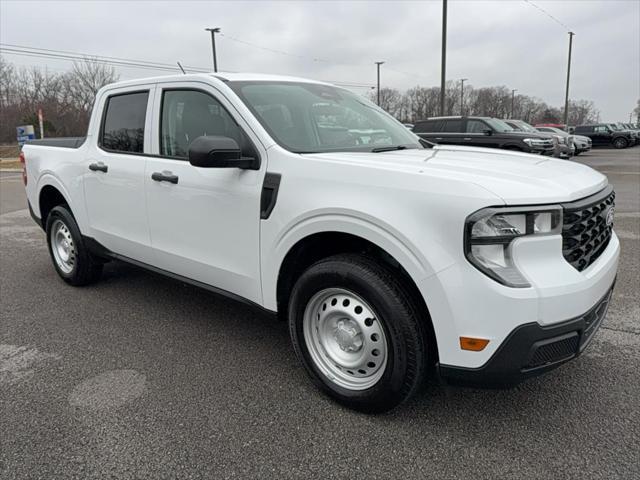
[303,288,388,391]
[50,219,76,274]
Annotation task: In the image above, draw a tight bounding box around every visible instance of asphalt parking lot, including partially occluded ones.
[1,147,639,479]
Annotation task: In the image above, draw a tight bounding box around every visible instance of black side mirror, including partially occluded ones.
[188,136,259,170]
[483,129,493,136]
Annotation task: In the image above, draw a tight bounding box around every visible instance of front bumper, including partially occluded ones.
[438,285,614,387]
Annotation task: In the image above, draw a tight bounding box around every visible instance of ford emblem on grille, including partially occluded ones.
[606,207,615,226]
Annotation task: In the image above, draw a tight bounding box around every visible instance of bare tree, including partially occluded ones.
[0,56,118,142]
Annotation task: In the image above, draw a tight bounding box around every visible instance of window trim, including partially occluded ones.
[98,89,151,156]
[157,87,261,163]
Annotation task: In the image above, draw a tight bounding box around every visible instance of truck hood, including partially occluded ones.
[304,144,607,205]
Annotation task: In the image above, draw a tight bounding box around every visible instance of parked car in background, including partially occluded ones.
[413,116,555,155]
[574,124,634,149]
[533,125,577,157]
[620,123,640,140]
[505,119,572,158]
[609,123,638,145]
[570,133,592,155]
[535,123,567,131]
[20,73,619,412]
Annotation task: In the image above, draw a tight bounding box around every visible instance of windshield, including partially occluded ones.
[485,118,514,133]
[228,81,422,154]
[512,120,537,133]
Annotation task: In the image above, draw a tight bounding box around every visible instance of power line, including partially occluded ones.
[0,43,208,73]
[219,33,430,82]
[522,0,572,31]
[0,43,374,89]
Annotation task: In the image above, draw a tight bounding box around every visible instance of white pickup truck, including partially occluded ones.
[22,73,619,412]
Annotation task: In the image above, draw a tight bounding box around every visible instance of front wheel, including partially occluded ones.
[288,254,427,413]
[613,137,628,149]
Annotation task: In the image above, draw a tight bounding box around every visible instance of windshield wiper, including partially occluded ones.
[371,145,408,153]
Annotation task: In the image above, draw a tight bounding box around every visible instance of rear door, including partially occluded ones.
[144,82,267,304]
[83,86,155,264]
[438,119,464,145]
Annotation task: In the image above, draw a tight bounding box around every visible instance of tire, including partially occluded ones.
[288,253,427,413]
[613,137,628,149]
[45,205,103,286]
[574,150,581,156]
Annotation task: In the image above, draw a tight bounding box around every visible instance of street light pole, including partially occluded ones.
[440,0,448,116]
[563,31,575,128]
[460,78,467,116]
[375,61,385,106]
[205,27,221,72]
[511,89,517,118]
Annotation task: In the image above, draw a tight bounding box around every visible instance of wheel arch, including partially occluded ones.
[38,183,71,226]
[272,229,439,364]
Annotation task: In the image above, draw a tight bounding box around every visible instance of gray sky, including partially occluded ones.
[1,0,638,121]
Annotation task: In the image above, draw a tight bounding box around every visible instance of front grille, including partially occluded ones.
[562,187,615,271]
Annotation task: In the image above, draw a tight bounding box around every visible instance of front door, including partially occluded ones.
[83,88,155,265]
[144,84,266,304]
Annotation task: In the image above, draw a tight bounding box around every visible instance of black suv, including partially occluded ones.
[574,124,635,149]
[413,116,555,155]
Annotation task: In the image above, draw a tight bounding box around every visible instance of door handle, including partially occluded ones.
[435,137,443,141]
[463,137,472,141]
[151,171,179,184]
[88,162,108,173]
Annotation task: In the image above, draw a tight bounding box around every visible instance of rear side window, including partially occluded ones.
[413,120,443,133]
[100,91,149,153]
[442,119,462,132]
[575,126,591,134]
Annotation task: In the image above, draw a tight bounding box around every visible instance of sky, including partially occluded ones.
[1,0,638,121]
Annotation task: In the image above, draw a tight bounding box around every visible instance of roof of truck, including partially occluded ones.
[103,72,332,90]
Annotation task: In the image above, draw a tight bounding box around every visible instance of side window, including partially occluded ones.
[414,120,444,133]
[467,119,488,133]
[594,126,608,133]
[101,91,149,153]
[160,89,247,158]
[442,119,462,132]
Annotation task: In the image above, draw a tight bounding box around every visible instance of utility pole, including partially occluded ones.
[563,31,575,129]
[440,0,448,116]
[511,89,517,118]
[205,27,221,72]
[375,61,385,106]
[460,78,467,116]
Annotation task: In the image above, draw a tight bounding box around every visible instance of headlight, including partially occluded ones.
[554,135,566,145]
[465,206,563,287]
[523,138,545,147]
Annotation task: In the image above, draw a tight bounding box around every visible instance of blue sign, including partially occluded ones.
[17,125,35,146]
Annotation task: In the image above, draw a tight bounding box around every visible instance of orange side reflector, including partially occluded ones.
[459,337,490,352]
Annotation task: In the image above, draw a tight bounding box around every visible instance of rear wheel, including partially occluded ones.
[46,205,103,286]
[613,137,628,149]
[288,254,427,413]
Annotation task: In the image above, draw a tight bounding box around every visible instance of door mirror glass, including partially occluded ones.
[188,136,258,169]
[483,129,493,136]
